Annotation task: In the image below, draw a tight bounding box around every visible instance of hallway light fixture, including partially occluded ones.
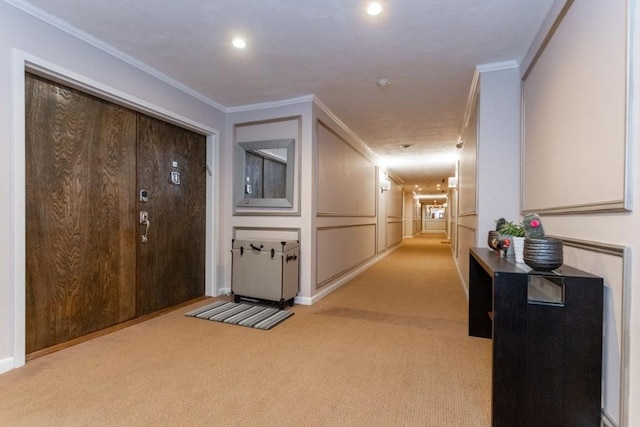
[232,37,246,49]
[367,1,383,16]
[376,78,391,88]
[380,170,391,193]
[380,179,391,193]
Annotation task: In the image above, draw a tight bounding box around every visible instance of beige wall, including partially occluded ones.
[316,121,376,216]
[423,219,446,233]
[316,224,376,284]
[224,99,405,305]
[224,104,312,301]
[403,192,422,237]
[518,2,638,425]
[314,114,378,288]
[455,64,521,295]
[385,179,404,247]
[456,90,479,291]
[313,103,402,293]
[454,2,640,425]
[522,1,627,213]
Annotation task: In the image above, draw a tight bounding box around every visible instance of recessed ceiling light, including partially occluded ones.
[376,78,391,88]
[367,1,383,16]
[232,37,246,49]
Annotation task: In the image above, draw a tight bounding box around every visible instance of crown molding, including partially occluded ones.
[475,60,519,73]
[521,0,574,80]
[5,0,227,112]
[226,94,315,113]
[312,95,380,165]
[457,68,480,145]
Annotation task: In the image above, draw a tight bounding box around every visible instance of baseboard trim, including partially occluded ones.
[601,408,618,427]
[454,253,469,299]
[26,296,208,362]
[0,357,15,374]
[297,245,399,306]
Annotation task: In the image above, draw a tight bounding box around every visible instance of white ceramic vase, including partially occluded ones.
[513,236,525,263]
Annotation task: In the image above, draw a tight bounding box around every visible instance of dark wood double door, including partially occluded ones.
[25,74,206,354]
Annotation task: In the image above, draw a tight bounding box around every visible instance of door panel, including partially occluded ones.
[263,158,286,198]
[25,74,137,353]
[244,152,286,198]
[245,151,264,198]
[136,115,206,315]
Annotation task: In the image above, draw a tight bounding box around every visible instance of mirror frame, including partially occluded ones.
[235,138,295,208]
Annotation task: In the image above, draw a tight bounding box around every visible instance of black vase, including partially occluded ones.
[523,238,563,271]
[488,231,500,250]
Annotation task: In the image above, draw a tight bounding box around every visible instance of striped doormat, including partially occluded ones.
[185,300,293,330]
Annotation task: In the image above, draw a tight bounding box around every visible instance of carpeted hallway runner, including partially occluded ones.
[1,234,491,426]
[186,300,293,330]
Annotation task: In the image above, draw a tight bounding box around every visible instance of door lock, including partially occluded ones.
[170,171,181,185]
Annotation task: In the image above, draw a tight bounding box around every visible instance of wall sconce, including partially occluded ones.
[448,177,458,189]
[379,169,391,193]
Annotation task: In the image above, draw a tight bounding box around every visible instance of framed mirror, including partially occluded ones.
[235,138,295,208]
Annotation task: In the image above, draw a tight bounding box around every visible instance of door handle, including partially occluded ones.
[140,211,150,243]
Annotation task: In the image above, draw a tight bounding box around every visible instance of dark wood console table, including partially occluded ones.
[468,248,603,427]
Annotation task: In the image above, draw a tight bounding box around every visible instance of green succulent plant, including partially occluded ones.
[498,220,525,237]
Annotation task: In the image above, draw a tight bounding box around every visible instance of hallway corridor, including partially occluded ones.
[0,233,492,426]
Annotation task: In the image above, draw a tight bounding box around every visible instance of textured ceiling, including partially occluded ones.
[18,0,555,195]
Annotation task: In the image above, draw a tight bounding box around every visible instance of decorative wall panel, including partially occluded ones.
[316,224,376,286]
[457,224,476,294]
[522,1,629,213]
[559,238,629,426]
[316,121,376,217]
[458,102,478,216]
[386,221,403,248]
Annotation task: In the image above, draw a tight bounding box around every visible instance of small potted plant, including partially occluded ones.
[498,221,525,238]
[498,220,525,262]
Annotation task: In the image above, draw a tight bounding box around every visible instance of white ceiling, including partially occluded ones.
[19,0,555,195]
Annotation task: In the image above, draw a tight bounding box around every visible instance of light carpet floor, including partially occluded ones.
[0,233,491,426]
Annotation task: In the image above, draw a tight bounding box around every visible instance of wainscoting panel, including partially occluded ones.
[559,238,630,427]
[386,181,403,219]
[458,98,478,216]
[316,121,376,217]
[386,221,403,249]
[316,224,376,287]
[522,1,629,213]
[456,224,476,294]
